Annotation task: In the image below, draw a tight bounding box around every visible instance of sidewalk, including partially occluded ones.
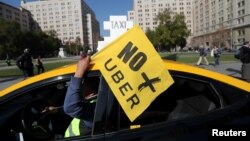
[0,76,23,90]
[194,61,242,78]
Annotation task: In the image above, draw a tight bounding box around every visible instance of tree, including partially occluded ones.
[75,36,81,55]
[83,44,90,54]
[146,28,161,51]
[0,19,62,59]
[211,28,229,48]
[156,9,172,51]
[0,19,22,59]
[19,30,61,58]
[176,37,187,49]
[171,14,190,50]
[146,9,190,51]
[45,30,57,38]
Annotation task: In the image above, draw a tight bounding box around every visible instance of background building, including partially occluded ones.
[21,0,100,51]
[0,2,30,31]
[192,0,250,49]
[128,0,193,36]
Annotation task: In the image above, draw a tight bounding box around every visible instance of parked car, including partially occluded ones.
[0,60,250,141]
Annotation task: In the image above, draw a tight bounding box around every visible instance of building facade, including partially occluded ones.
[21,0,100,51]
[0,2,30,31]
[193,0,250,49]
[128,0,193,35]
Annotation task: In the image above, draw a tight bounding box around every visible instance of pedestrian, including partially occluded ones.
[212,45,222,66]
[235,41,250,64]
[16,48,34,78]
[235,41,250,81]
[35,55,45,74]
[196,44,209,66]
[63,55,98,137]
[5,54,11,66]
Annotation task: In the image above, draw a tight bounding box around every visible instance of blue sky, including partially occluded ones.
[1,0,133,36]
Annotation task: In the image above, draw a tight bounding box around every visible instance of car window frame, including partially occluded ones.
[1,70,109,140]
[0,74,72,104]
[59,70,105,140]
[0,74,74,141]
[103,70,225,134]
[171,71,224,108]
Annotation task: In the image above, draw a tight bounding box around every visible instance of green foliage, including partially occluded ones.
[64,36,83,56]
[146,29,160,49]
[176,37,187,48]
[0,19,61,59]
[146,9,190,51]
[0,20,22,58]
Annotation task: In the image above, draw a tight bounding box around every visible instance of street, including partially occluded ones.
[0,76,23,90]
[198,62,242,78]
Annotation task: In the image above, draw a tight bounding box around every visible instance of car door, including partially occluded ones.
[0,71,107,141]
[102,70,250,141]
[0,74,73,141]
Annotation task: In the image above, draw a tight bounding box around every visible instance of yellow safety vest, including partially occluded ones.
[64,99,96,138]
[64,118,81,138]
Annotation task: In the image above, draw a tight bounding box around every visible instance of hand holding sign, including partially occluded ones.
[92,26,174,122]
[74,55,90,78]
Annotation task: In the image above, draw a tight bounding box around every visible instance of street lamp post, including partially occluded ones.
[230,0,233,50]
[230,25,233,50]
[75,44,78,56]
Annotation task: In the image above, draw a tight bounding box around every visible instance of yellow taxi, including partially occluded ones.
[0,60,250,141]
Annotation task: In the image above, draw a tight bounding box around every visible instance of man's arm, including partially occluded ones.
[63,77,83,118]
[16,54,24,70]
[41,106,64,116]
[63,56,90,118]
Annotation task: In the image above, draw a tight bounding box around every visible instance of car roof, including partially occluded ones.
[0,60,250,97]
[165,60,250,92]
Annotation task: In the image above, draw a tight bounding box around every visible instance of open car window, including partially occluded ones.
[1,71,102,141]
[63,73,101,139]
[106,73,221,132]
[1,77,72,141]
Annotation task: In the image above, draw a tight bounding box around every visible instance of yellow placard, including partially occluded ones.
[92,25,174,122]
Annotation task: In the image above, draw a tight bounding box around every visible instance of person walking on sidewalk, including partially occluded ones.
[35,55,45,74]
[196,44,209,66]
[211,45,222,66]
[5,54,11,66]
[235,41,250,81]
[16,48,34,78]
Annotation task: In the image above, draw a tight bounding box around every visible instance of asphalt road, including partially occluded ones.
[0,61,243,91]
[198,61,242,78]
[0,76,23,91]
